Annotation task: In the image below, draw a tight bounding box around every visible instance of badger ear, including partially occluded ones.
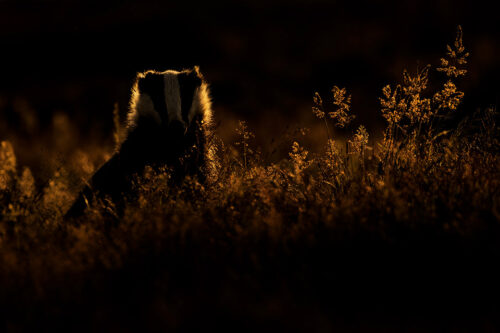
[179,67,203,89]
[137,72,163,95]
[136,72,150,94]
[192,66,204,82]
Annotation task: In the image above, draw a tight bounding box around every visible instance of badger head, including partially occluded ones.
[129,66,211,137]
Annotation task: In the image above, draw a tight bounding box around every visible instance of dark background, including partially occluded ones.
[0,0,499,157]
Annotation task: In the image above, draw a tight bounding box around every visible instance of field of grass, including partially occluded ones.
[1,27,499,332]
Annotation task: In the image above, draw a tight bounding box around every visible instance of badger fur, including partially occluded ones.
[66,66,215,218]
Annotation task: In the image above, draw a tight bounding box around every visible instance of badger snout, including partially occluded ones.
[169,120,187,136]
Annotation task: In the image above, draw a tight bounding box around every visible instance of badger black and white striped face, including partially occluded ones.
[130,67,208,136]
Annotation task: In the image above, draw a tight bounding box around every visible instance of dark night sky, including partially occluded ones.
[0,0,498,142]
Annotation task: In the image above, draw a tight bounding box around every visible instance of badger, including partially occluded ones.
[65,66,215,218]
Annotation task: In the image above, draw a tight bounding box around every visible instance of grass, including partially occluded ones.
[1,26,500,332]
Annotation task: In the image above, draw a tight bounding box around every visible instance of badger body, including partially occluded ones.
[66,67,214,218]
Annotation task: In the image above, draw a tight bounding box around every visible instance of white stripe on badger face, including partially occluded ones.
[163,73,183,125]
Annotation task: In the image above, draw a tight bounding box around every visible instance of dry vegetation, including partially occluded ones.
[1,27,499,331]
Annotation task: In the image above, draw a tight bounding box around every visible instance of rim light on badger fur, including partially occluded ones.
[128,67,213,134]
[65,66,216,218]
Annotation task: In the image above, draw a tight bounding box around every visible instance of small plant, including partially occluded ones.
[330,86,355,129]
[376,25,469,169]
[437,26,469,79]
[349,125,369,157]
[313,86,356,172]
[0,141,16,191]
[288,141,312,183]
[234,120,255,171]
[313,86,355,136]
